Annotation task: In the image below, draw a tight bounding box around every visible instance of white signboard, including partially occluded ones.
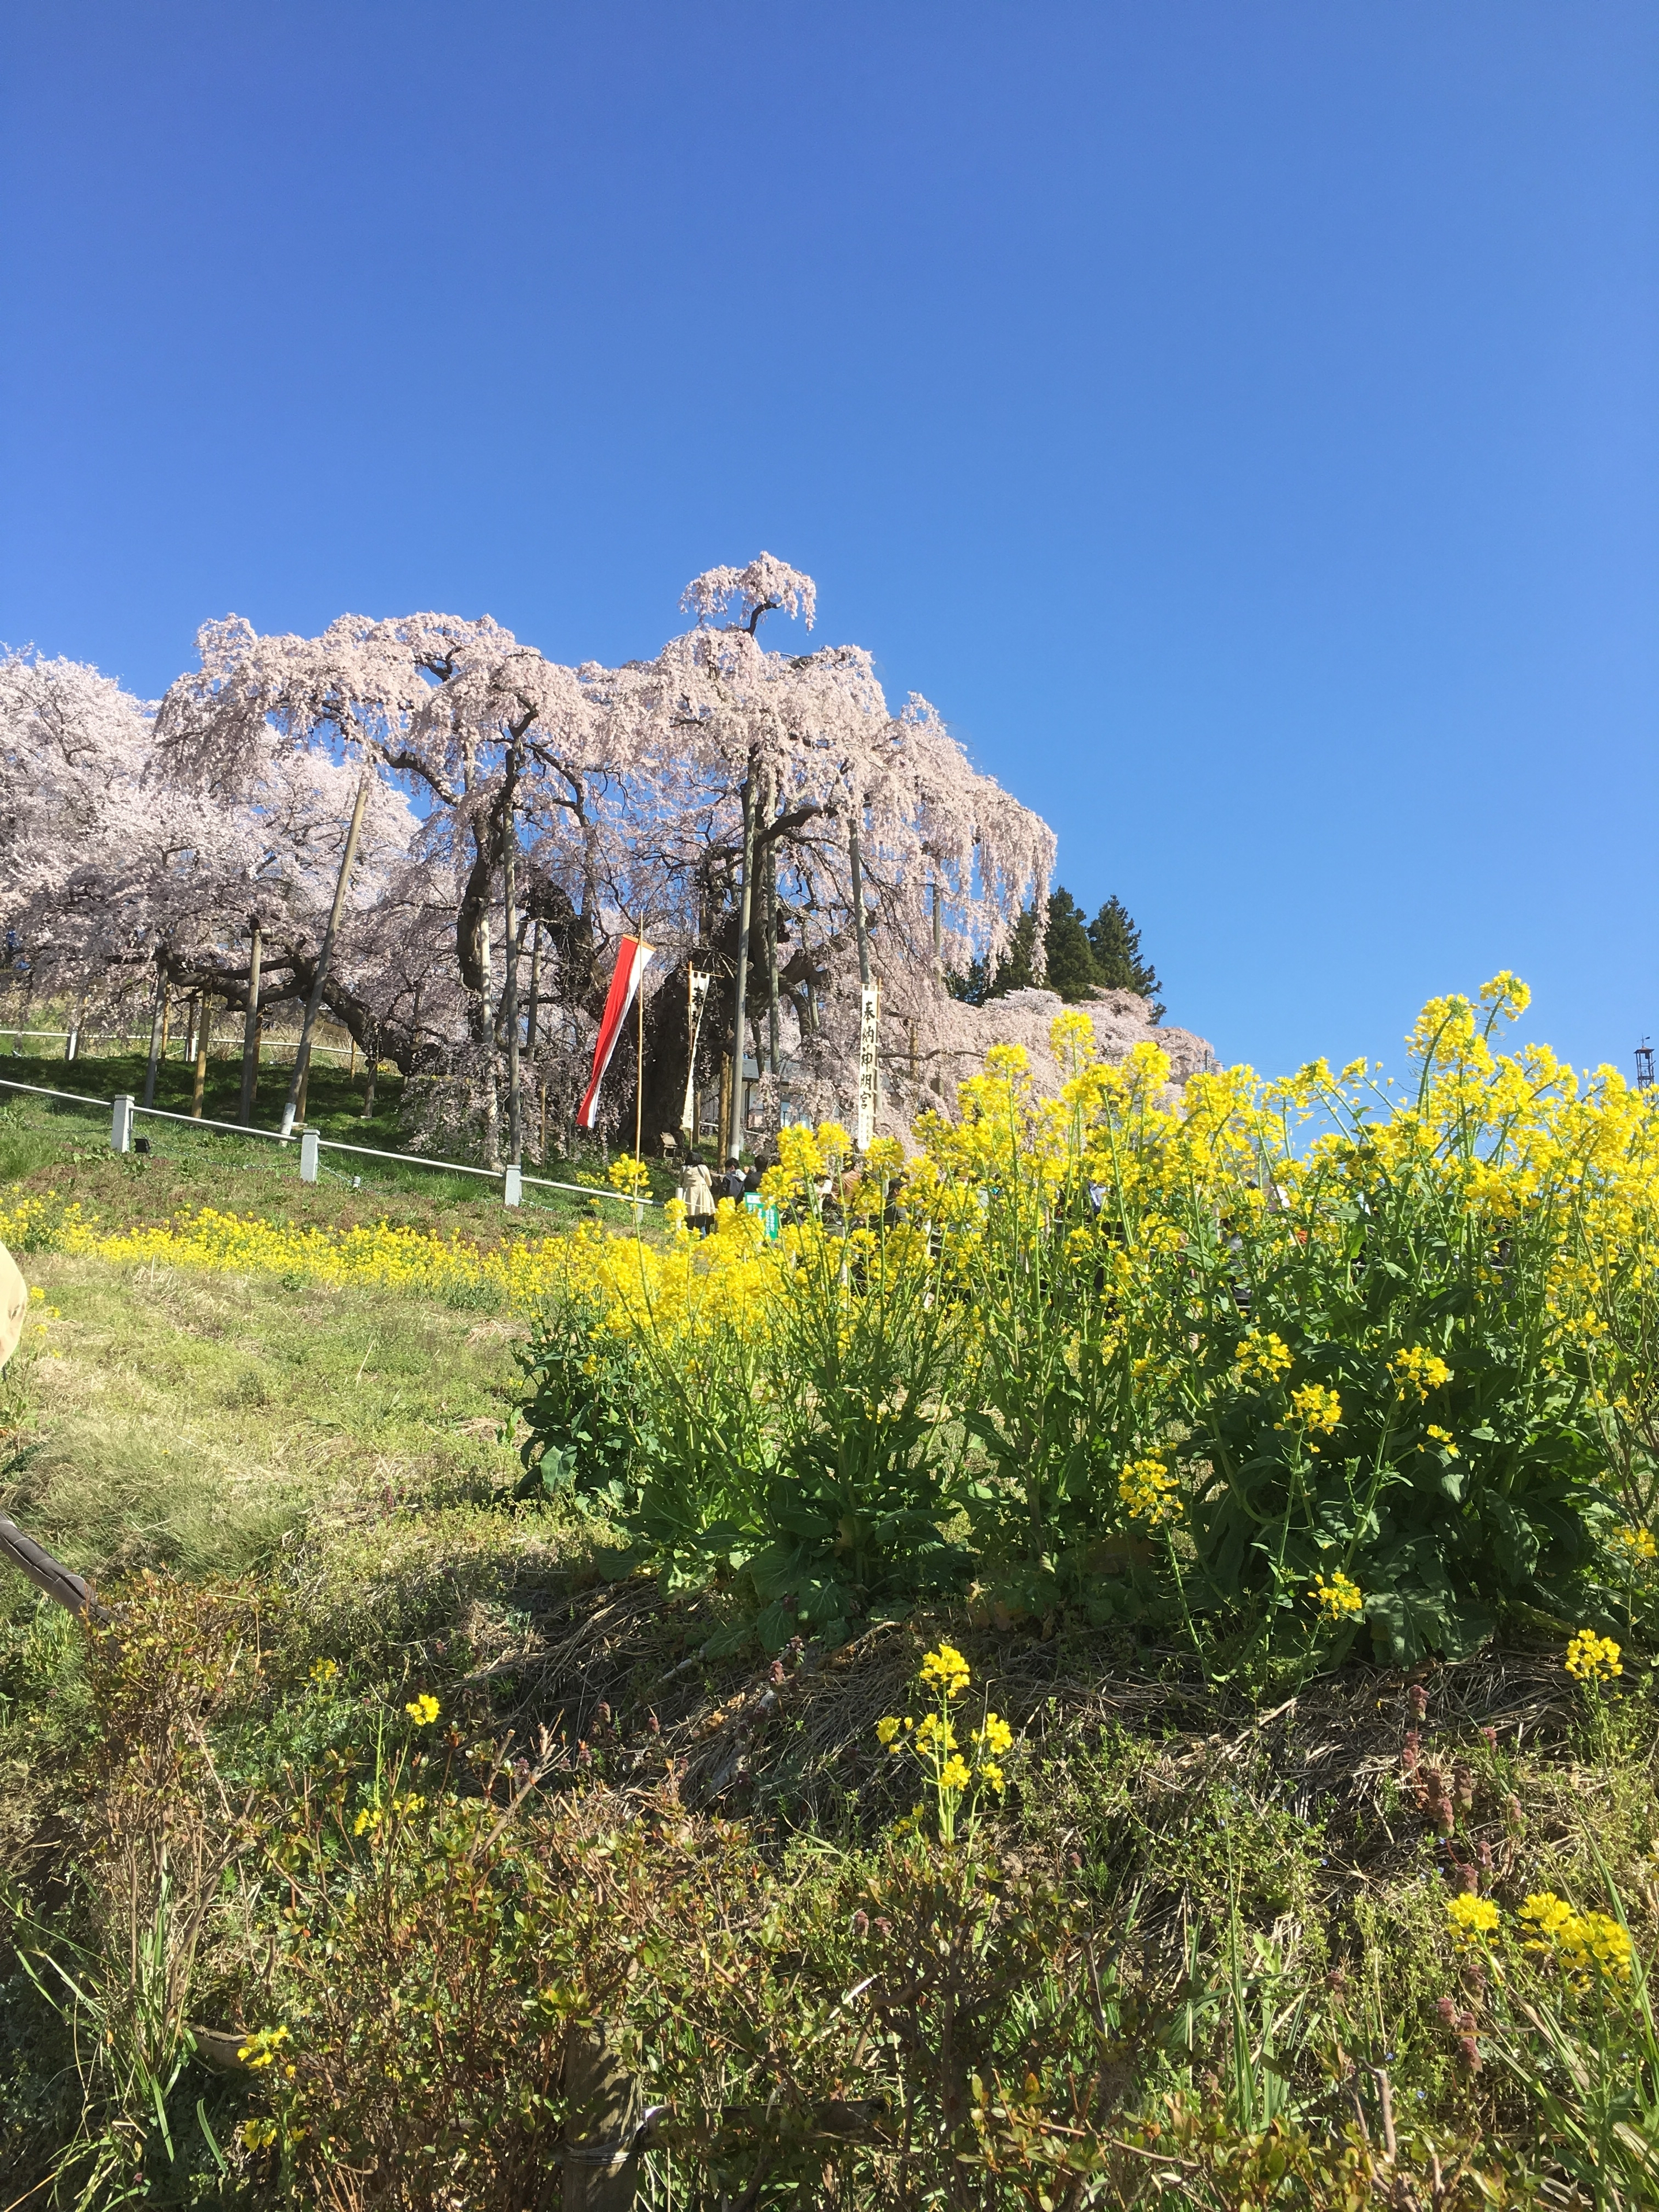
[855,980,880,1151]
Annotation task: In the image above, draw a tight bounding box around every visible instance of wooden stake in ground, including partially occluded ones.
[281,769,371,1138]
[142,961,166,1109]
[191,998,213,1116]
[562,2025,650,2212]
[239,919,262,1126]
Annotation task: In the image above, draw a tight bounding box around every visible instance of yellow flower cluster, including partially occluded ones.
[919,1642,972,1699]
[1233,1331,1293,1385]
[1388,1346,1453,1400]
[1615,1525,1658,1562]
[237,2024,292,2071]
[1279,1384,1342,1447]
[1564,1630,1623,1683]
[1424,1425,1459,1457]
[405,1692,441,1725]
[1445,1892,1500,1944]
[877,1646,1011,1839]
[1310,1570,1363,1622]
[353,1791,427,1837]
[1519,1892,1634,1983]
[1118,1455,1181,1527]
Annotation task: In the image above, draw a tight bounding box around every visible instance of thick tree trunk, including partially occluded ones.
[239,921,262,1126]
[280,769,370,1138]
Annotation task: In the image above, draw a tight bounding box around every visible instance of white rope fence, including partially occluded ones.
[0,1077,656,1209]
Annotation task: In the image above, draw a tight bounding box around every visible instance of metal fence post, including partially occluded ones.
[300,1128,320,1183]
[503,1165,522,1208]
[111,1094,134,1154]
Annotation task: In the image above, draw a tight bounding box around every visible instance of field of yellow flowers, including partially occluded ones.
[518,975,1659,1672]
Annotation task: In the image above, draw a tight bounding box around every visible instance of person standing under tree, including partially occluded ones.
[679,1149,716,1237]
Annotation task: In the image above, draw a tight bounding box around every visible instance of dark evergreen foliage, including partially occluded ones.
[1088,895,1163,1016]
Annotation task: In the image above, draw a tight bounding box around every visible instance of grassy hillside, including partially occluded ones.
[1,1088,1657,2207]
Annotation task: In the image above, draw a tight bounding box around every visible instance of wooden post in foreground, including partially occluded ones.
[0,1513,111,1622]
[239,921,262,1126]
[191,1000,212,1117]
[562,2025,657,2211]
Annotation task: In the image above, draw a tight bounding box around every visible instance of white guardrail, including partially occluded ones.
[0,1077,656,1210]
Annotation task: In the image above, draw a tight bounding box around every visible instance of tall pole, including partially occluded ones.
[848,806,872,988]
[525,920,541,1055]
[280,769,370,1139]
[239,919,262,1127]
[502,768,523,1167]
[141,958,166,1109]
[725,767,757,1163]
[764,832,780,1078]
[633,940,646,1229]
[932,878,943,976]
[191,998,211,1117]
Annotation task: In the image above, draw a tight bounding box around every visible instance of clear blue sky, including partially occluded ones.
[3,3,1654,1080]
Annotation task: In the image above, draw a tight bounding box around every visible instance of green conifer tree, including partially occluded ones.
[1042,887,1102,1001]
[1088,895,1164,1018]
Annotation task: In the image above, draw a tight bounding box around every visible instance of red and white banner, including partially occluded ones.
[577,935,653,1131]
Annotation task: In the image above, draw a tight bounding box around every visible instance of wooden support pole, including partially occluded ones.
[562,2025,650,2212]
[142,962,166,1109]
[502,766,523,1167]
[725,767,757,1164]
[239,921,262,1127]
[191,999,212,1116]
[280,768,370,1139]
[0,1511,110,1622]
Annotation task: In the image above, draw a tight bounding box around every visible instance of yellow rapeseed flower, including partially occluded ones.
[1564,1630,1622,1683]
[1311,1570,1363,1622]
[1615,1525,1658,1562]
[919,1643,971,1699]
[1280,1384,1342,1443]
[1389,1346,1453,1401]
[1118,1455,1181,1526]
[405,1692,441,1725]
[1233,1331,1293,1385]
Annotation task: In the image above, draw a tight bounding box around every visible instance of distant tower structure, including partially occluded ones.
[1638,1039,1655,1092]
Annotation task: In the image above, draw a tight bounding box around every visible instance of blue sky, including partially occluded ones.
[3,3,1654,1080]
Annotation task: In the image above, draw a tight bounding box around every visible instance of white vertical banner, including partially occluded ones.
[679,968,711,1135]
[855,980,880,1151]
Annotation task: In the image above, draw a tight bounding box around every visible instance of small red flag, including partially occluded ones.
[577,935,653,1131]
